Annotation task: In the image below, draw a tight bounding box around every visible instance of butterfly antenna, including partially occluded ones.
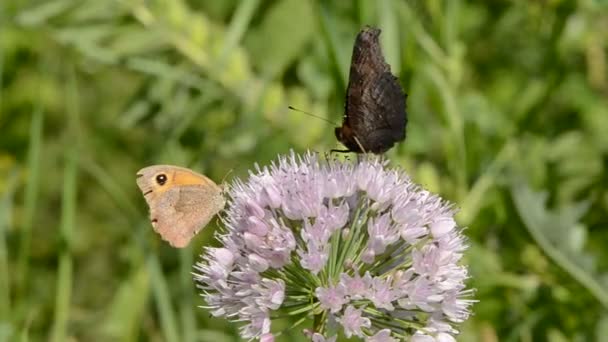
[220,169,234,192]
[288,106,339,126]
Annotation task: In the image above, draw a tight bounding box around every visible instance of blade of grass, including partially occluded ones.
[443,0,459,55]
[457,141,516,226]
[317,2,347,95]
[355,0,375,26]
[0,19,10,329]
[17,307,35,342]
[16,108,43,302]
[100,265,150,340]
[79,158,139,218]
[0,168,19,325]
[179,247,196,342]
[148,255,180,342]
[397,3,447,69]
[124,57,214,92]
[423,63,467,200]
[169,91,220,142]
[50,152,77,342]
[0,10,3,109]
[15,0,75,27]
[127,4,209,81]
[19,329,30,342]
[50,65,79,342]
[399,1,468,199]
[218,0,260,62]
[51,247,73,342]
[378,0,400,74]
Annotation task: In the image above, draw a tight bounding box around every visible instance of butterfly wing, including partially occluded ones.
[150,184,225,248]
[136,165,225,248]
[340,27,407,153]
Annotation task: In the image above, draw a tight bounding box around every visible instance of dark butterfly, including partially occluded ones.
[334,27,408,154]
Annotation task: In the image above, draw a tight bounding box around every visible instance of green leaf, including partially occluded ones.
[511,184,608,309]
[596,313,608,342]
[99,266,150,340]
[245,0,314,79]
[0,168,19,325]
[16,0,75,26]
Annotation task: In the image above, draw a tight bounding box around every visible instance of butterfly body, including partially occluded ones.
[136,165,225,248]
[335,27,407,154]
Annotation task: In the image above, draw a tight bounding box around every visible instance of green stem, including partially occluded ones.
[16,109,43,301]
[312,310,327,335]
[179,248,196,342]
[51,65,79,342]
[0,169,19,323]
[334,197,370,278]
[148,255,180,342]
[51,138,78,342]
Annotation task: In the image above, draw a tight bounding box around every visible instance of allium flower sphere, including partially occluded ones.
[194,151,474,341]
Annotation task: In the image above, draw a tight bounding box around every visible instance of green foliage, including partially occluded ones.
[1,0,608,340]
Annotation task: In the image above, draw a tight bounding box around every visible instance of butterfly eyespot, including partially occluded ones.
[155,174,168,186]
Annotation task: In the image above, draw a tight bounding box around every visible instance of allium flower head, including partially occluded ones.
[194,151,474,341]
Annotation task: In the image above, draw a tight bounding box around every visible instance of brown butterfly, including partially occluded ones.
[334,27,408,154]
[136,165,225,248]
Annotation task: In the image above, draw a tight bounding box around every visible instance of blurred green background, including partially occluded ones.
[1,0,608,341]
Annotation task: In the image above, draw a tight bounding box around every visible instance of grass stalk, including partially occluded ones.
[179,247,196,342]
[148,255,180,342]
[219,0,260,62]
[0,169,19,324]
[16,109,43,301]
[50,66,79,342]
[50,139,78,342]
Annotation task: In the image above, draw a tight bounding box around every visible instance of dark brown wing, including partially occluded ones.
[336,27,407,154]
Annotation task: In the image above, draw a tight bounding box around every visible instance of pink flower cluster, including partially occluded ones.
[194,151,474,341]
